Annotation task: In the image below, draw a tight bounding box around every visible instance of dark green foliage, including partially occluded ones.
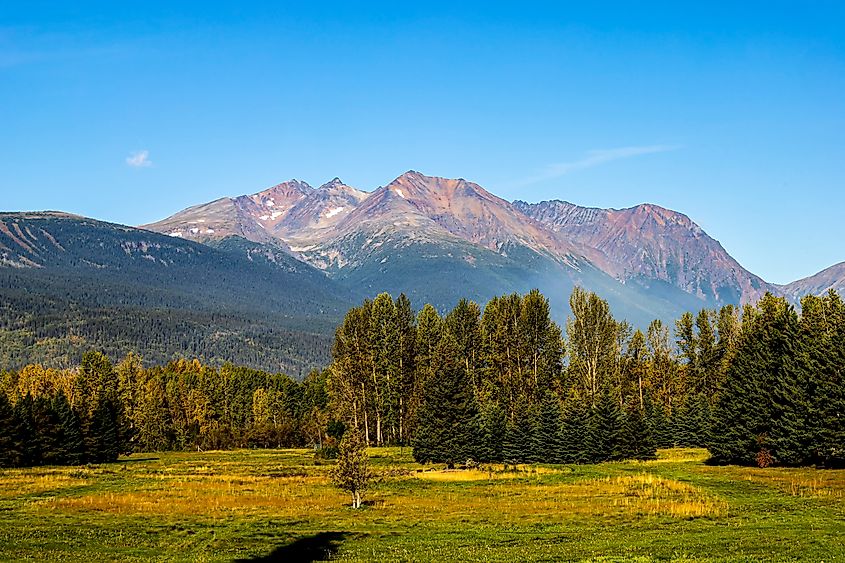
[503,403,533,463]
[88,399,120,463]
[621,401,656,460]
[0,394,20,467]
[673,394,710,448]
[587,387,624,463]
[644,392,672,449]
[559,397,590,464]
[531,393,563,463]
[412,336,480,467]
[12,396,37,466]
[53,393,84,465]
[709,294,809,467]
[31,396,63,465]
[478,402,506,463]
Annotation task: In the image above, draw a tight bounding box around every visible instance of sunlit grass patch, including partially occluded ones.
[584,473,728,518]
[403,470,725,521]
[34,466,344,516]
[735,466,845,502]
[413,464,561,482]
[650,448,710,464]
[0,469,91,498]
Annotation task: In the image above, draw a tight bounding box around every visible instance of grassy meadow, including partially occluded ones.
[1,448,843,562]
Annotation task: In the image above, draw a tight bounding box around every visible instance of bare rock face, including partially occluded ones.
[141,169,842,319]
[513,199,773,306]
[778,262,845,301]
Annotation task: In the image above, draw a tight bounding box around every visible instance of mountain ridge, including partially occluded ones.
[143,170,831,323]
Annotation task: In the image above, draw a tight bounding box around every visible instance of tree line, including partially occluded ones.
[1,287,842,468]
[0,353,329,467]
[328,288,845,468]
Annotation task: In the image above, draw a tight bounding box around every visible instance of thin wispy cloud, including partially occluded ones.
[126,150,152,168]
[517,145,679,186]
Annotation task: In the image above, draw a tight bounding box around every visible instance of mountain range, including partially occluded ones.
[2,171,842,373]
[144,170,831,319]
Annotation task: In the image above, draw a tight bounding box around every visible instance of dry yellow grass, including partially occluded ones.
[413,464,560,481]
[0,469,90,499]
[37,472,345,517]
[404,470,725,521]
[587,473,728,518]
[648,448,711,464]
[738,467,845,502]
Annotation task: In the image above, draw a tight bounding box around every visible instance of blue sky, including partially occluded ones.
[1,2,844,284]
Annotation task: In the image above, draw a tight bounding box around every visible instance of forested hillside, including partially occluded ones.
[0,213,351,375]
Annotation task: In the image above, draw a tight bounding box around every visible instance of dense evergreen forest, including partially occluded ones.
[1,288,843,468]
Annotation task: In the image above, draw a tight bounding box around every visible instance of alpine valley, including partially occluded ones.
[2,171,842,374]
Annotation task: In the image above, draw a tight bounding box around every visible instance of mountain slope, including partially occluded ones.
[145,170,840,326]
[145,172,724,325]
[0,212,350,374]
[779,261,845,301]
[514,199,772,307]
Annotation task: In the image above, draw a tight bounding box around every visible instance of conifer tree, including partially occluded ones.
[32,396,62,465]
[621,401,656,460]
[587,386,624,463]
[709,294,801,466]
[13,394,38,466]
[644,391,671,448]
[413,334,480,467]
[478,401,506,462]
[53,392,84,465]
[0,394,22,467]
[798,291,845,466]
[559,396,590,464]
[531,393,563,463]
[503,401,532,463]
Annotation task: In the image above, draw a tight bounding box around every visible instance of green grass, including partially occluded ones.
[1,448,843,561]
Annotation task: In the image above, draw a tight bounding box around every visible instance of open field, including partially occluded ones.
[1,448,844,562]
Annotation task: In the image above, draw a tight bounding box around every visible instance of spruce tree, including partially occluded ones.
[621,401,656,460]
[531,393,562,463]
[53,392,84,465]
[0,394,22,467]
[587,386,624,463]
[709,294,800,466]
[559,396,590,464]
[478,402,506,463]
[674,395,709,448]
[13,395,38,466]
[32,396,63,465]
[412,334,480,467]
[644,392,671,449]
[797,292,844,467]
[88,399,120,463]
[503,402,532,463]
[767,304,810,466]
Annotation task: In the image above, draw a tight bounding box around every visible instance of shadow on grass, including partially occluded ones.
[236,531,349,562]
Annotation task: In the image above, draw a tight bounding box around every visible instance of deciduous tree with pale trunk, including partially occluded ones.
[331,426,371,509]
